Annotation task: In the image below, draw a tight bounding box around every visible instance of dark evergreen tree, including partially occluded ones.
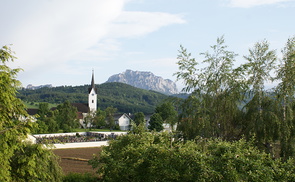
[148,113,164,132]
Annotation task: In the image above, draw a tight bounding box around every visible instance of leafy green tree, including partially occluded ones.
[33,102,51,134]
[0,45,34,180]
[34,119,49,134]
[276,36,295,159]
[37,102,50,120]
[175,36,244,139]
[0,46,62,181]
[105,106,117,130]
[148,113,163,132]
[155,102,178,131]
[133,112,145,126]
[55,101,79,132]
[46,117,59,133]
[93,108,106,129]
[10,143,63,182]
[241,40,278,149]
[83,111,95,130]
[89,131,295,182]
[177,95,210,140]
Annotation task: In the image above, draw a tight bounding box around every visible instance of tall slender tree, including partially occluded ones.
[241,40,278,150]
[175,36,244,139]
[276,36,295,159]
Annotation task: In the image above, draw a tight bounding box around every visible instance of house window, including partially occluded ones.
[92,100,94,103]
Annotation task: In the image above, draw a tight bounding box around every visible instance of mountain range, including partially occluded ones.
[106,69,178,95]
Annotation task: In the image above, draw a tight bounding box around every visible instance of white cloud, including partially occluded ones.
[108,11,186,38]
[5,0,125,72]
[1,0,186,86]
[225,0,294,8]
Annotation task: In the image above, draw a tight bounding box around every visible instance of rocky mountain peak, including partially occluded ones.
[106,69,178,95]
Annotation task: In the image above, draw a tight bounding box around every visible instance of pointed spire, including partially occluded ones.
[91,69,95,89]
[88,69,97,94]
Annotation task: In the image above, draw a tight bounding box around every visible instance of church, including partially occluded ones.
[73,70,98,128]
[74,71,133,130]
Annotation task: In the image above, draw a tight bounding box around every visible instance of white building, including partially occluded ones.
[88,70,97,112]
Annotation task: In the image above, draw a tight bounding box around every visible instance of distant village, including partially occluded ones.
[25,71,174,147]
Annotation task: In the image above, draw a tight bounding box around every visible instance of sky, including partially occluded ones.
[1,0,294,91]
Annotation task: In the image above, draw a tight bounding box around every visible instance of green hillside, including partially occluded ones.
[17,82,170,114]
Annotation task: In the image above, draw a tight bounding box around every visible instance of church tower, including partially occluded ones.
[88,70,97,112]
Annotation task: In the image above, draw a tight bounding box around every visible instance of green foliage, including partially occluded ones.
[175,36,245,140]
[89,132,295,182]
[0,46,62,181]
[155,102,178,131]
[93,108,107,129]
[275,35,295,159]
[148,113,164,132]
[0,45,33,181]
[33,102,60,134]
[55,101,79,132]
[133,112,145,125]
[174,36,295,159]
[105,106,117,130]
[10,143,63,182]
[17,82,169,114]
[63,173,99,182]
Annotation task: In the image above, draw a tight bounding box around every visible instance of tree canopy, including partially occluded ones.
[174,35,295,159]
[89,131,295,182]
[0,46,62,181]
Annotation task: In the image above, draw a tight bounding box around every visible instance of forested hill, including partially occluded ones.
[17,82,171,114]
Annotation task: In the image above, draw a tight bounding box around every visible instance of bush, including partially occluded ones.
[63,173,99,182]
[89,131,295,182]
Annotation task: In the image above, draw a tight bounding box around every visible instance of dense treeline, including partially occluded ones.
[17,82,170,114]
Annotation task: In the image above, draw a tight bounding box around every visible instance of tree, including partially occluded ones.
[241,40,278,149]
[276,36,295,159]
[33,102,51,134]
[0,46,62,181]
[148,113,163,132]
[133,112,145,126]
[105,106,117,130]
[10,143,62,182]
[55,101,78,132]
[37,102,50,120]
[46,117,59,133]
[83,112,93,130]
[175,36,244,139]
[89,131,295,181]
[155,102,178,131]
[93,108,106,129]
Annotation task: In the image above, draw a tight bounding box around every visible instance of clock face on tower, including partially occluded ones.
[92,94,94,96]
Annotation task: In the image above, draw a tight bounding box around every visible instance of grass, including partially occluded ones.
[23,101,58,109]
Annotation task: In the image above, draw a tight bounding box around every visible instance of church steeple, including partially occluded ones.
[88,69,97,112]
[88,69,97,94]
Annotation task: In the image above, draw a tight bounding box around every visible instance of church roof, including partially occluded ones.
[26,108,38,115]
[88,70,98,94]
[71,103,89,113]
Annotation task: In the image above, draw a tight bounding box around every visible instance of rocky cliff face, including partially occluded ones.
[106,70,178,95]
